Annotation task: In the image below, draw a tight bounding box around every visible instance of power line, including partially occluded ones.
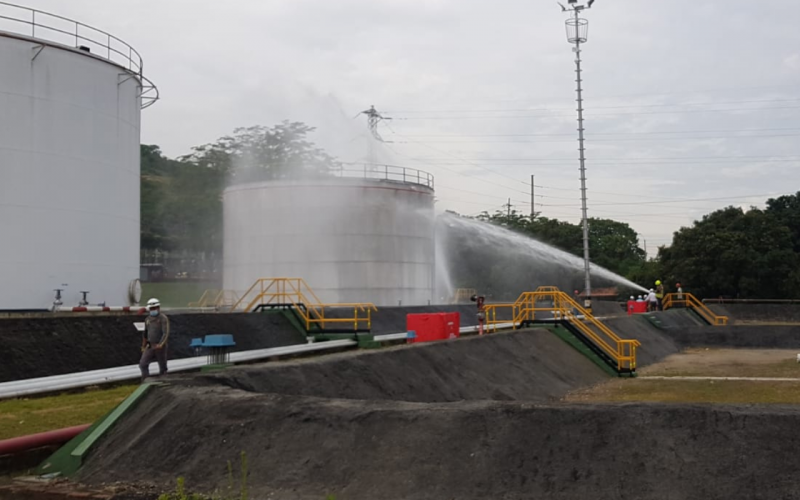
[542,192,785,208]
[397,126,800,138]
[382,123,531,192]
[395,133,800,144]
[386,97,800,114]
[413,154,800,163]
[393,105,800,120]
[385,83,800,109]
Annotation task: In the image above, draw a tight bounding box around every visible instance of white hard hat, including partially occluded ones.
[649,288,654,292]
[630,296,634,300]
[147,298,161,309]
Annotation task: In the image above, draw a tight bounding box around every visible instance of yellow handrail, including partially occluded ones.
[485,287,640,372]
[188,289,216,307]
[663,293,729,326]
[229,278,377,331]
[189,289,241,309]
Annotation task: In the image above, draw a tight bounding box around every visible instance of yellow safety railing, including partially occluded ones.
[188,289,241,309]
[663,293,728,326]
[484,286,640,373]
[229,278,377,332]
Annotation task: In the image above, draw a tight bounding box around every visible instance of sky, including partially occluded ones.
[10,0,800,254]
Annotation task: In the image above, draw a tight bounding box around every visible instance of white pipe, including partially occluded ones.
[0,340,356,400]
[372,332,410,342]
[0,322,521,399]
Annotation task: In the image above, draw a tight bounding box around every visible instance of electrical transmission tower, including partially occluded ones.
[358,105,390,167]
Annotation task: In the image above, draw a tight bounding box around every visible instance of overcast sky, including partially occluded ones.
[13,0,800,253]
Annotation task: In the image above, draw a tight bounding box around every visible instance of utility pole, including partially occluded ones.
[506,198,512,218]
[530,175,535,218]
[358,105,390,169]
[560,0,596,310]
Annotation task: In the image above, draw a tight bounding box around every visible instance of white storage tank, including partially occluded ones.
[223,168,436,306]
[0,5,157,310]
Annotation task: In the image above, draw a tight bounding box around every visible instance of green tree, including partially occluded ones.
[140,145,176,251]
[766,191,800,253]
[181,121,340,184]
[587,218,647,276]
[141,121,338,264]
[659,206,800,298]
[475,210,645,277]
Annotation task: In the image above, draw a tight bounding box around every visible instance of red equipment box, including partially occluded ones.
[627,300,648,315]
[407,312,461,344]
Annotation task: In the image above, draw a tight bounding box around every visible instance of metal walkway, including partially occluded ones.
[663,293,729,325]
[230,278,378,333]
[484,287,640,374]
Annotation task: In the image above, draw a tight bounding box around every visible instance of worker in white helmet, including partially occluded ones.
[139,298,170,381]
[646,288,657,312]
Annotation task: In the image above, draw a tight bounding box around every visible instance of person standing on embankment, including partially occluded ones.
[646,289,657,312]
[655,280,665,311]
[139,298,170,382]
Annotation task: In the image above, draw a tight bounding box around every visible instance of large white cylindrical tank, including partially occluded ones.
[0,13,154,309]
[223,174,436,306]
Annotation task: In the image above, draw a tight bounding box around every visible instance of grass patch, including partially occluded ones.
[141,281,219,308]
[640,349,800,379]
[0,385,136,440]
[645,359,800,379]
[567,379,800,405]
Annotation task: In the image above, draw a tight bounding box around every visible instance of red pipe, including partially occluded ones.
[0,424,90,456]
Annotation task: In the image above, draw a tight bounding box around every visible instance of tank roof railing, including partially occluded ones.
[0,1,158,108]
[336,163,434,190]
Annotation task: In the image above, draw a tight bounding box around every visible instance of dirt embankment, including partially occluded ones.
[709,303,800,324]
[603,315,681,366]
[603,311,800,365]
[187,329,608,403]
[81,385,800,500]
[665,325,800,349]
[0,313,304,382]
[1,304,481,382]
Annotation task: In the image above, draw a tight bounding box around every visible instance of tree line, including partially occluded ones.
[139,121,800,299]
[460,192,800,299]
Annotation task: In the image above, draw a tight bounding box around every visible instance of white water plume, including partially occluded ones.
[437,212,648,300]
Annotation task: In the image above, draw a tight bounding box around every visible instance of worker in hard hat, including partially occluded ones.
[676,282,684,301]
[139,298,170,382]
[655,280,664,311]
[646,288,657,312]
[471,294,486,335]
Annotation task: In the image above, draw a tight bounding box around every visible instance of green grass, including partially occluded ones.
[0,385,136,440]
[141,281,220,308]
[567,379,800,404]
[645,359,800,379]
